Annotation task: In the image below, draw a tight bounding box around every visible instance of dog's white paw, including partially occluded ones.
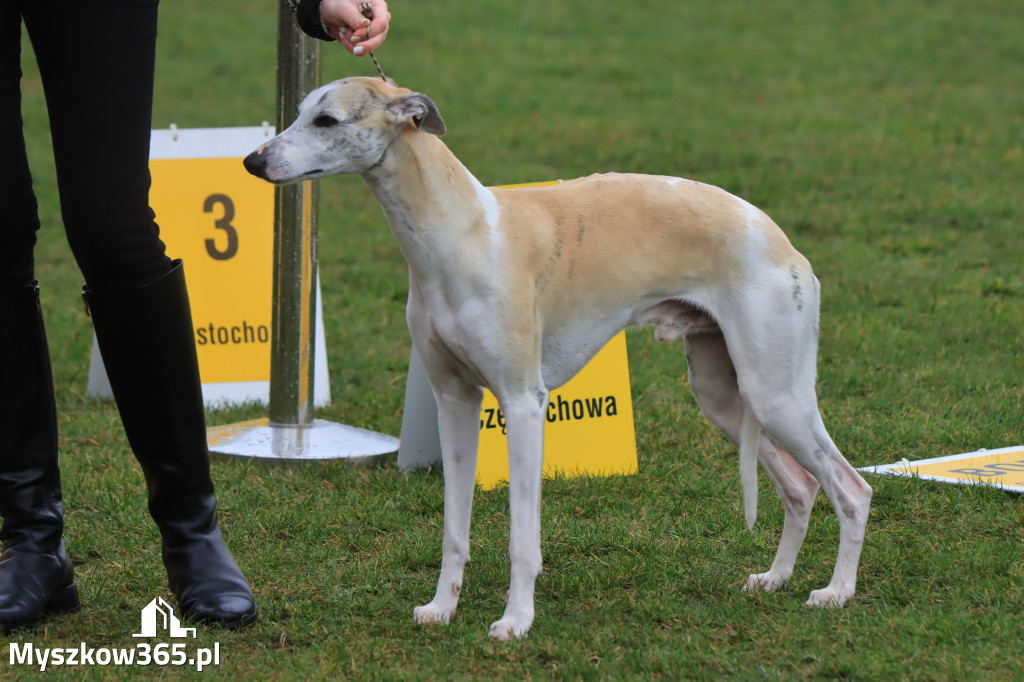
[744,571,788,593]
[413,602,455,625]
[487,616,531,642]
[806,587,851,607]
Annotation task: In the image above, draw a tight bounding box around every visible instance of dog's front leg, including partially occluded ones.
[413,380,484,626]
[488,389,547,641]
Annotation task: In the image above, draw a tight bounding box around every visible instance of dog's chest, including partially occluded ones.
[413,278,508,383]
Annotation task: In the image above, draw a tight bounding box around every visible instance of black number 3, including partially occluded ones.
[204,193,239,260]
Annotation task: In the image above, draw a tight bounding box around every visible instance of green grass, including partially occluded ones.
[8,0,1024,678]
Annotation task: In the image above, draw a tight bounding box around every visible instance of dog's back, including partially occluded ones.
[491,172,813,355]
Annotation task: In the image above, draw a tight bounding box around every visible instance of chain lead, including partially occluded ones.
[359,2,387,81]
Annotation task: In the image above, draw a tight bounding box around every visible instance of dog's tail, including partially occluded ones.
[739,406,759,530]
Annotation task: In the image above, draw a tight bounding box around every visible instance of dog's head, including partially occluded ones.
[243,77,445,184]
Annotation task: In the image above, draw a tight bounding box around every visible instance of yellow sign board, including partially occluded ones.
[862,446,1024,493]
[476,331,638,489]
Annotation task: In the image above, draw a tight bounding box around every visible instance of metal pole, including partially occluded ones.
[269,0,320,428]
[206,2,398,463]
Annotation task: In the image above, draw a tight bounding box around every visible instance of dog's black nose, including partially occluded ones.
[243,151,267,178]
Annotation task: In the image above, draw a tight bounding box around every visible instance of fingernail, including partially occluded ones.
[351,35,361,43]
[354,45,364,55]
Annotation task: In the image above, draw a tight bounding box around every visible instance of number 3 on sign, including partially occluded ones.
[204,194,239,261]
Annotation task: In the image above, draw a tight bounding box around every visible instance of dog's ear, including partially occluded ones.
[385,93,446,136]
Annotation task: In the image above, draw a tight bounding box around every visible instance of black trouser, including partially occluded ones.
[1,0,170,292]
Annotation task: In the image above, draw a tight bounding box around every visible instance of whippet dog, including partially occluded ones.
[244,77,872,641]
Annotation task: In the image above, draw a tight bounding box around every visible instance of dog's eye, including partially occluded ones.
[314,115,339,128]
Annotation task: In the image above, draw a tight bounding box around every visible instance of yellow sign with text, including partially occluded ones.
[862,446,1024,493]
[475,331,638,490]
[150,156,275,384]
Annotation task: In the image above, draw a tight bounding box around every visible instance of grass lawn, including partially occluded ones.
[7,0,1023,679]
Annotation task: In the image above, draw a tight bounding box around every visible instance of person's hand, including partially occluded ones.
[319,0,391,56]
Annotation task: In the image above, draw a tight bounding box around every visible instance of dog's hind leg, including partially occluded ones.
[488,384,548,641]
[684,331,820,593]
[745,444,820,593]
[412,378,484,626]
[720,289,871,606]
[747,396,870,606]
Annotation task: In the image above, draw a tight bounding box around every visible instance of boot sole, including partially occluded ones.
[183,602,258,630]
[47,580,82,615]
[0,580,81,633]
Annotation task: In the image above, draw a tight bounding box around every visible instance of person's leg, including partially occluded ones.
[0,0,41,291]
[0,1,80,633]
[83,262,257,627]
[25,0,256,627]
[26,0,170,290]
[0,281,81,632]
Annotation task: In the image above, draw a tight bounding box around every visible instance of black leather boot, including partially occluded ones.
[0,282,80,632]
[83,260,256,628]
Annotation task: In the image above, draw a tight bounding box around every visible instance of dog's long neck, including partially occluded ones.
[360,128,495,273]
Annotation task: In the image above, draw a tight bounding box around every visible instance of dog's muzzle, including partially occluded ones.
[242,151,269,179]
